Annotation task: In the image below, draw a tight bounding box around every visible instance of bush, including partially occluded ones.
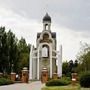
[0,78,14,86]
[46,78,71,86]
[80,72,90,88]
[61,76,71,82]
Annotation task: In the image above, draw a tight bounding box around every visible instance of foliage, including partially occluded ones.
[46,78,71,86]
[80,72,90,88]
[62,61,70,76]
[68,60,78,73]
[17,37,30,73]
[77,43,90,72]
[0,26,30,74]
[61,76,71,82]
[0,78,14,86]
[62,60,78,77]
[42,85,80,90]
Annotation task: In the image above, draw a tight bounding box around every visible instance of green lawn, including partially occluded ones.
[42,84,80,90]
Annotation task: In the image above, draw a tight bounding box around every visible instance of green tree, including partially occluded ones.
[0,26,30,74]
[77,43,90,72]
[6,30,18,73]
[17,37,30,73]
[0,27,8,73]
[62,61,70,76]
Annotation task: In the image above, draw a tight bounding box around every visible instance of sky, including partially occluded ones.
[0,0,90,61]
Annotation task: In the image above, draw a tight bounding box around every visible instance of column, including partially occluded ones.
[37,46,40,80]
[29,45,33,80]
[57,45,62,77]
[50,44,52,78]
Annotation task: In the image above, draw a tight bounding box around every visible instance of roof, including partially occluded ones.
[37,32,56,39]
[43,13,51,22]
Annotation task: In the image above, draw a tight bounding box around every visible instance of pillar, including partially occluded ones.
[11,72,16,82]
[41,68,48,83]
[50,44,52,78]
[71,73,77,85]
[29,45,33,80]
[57,45,62,77]
[37,46,40,80]
[53,73,58,79]
[22,67,28,83]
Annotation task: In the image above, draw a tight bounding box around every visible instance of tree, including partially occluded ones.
[62,61,70,76]
[77,43,90,72]
[74,60,78,67]
[17,37,30,73]
[6,30,19,73]
[68,60,73,72]
[0,26,30,74]
[68,60,78,73]
[0,27,8,73]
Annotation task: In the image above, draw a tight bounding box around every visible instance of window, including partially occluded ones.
[42,47,48,57]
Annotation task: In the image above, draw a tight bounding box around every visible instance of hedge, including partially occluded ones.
[0,78,14,86]
[46,78,71,86]
[80,72,90,88]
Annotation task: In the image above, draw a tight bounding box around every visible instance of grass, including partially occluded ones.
[42,84,80,90]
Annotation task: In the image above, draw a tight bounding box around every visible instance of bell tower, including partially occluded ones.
[43,13,51,31]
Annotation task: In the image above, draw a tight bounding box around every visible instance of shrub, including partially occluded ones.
[80,72,90,88]
[61,76,71,82]
[46,78,71,86]
[0,78,14,86]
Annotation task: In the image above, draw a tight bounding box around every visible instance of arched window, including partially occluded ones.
[41,46,48,57]
[45,24,48,30]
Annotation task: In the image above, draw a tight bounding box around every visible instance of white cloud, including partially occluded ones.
[0,7,42,45]
[0,0,90,31]
[0,3,90,61]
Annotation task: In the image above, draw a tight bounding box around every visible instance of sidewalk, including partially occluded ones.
[0,81,45,90]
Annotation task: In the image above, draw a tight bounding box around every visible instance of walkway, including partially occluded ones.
[0,81,45,90]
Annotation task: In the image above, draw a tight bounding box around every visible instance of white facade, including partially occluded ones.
[29,13,62,80]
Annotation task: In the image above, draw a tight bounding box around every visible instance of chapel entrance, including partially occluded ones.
[41,68,48,83]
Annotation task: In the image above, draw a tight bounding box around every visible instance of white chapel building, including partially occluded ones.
[29,13,62,80]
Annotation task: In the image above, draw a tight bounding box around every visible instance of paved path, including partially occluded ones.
[0,81,45,90]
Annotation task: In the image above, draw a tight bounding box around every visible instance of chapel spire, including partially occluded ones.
[43,13,51,31]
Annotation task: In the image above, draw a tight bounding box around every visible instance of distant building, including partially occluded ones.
[29,13,62,80]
